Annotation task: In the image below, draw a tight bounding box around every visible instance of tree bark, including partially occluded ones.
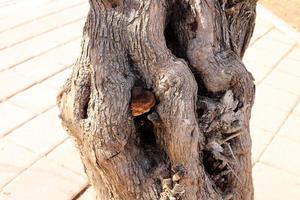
[57,0,257,199]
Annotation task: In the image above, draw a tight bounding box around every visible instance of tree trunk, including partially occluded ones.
[57,0,257,199]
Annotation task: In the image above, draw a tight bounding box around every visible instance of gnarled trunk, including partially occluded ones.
[57,0,257,199]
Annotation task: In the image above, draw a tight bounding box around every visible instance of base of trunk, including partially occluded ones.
[57,0,257,199]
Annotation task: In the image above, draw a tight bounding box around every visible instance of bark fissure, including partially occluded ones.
[57,0,257,199]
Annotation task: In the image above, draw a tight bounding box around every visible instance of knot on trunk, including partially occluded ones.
[102,0,120,8]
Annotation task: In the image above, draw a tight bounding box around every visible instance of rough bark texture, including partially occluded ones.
[57,0,257,199]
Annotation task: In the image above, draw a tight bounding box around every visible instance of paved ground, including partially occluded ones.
[260,0,300,31]
[0,0,299,199]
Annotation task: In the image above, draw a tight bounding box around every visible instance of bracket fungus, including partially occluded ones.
[130,86,156,117]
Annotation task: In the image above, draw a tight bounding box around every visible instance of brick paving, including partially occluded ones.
[0,1,299,199]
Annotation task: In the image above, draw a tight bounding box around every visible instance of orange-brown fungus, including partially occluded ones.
[130,87,156,116]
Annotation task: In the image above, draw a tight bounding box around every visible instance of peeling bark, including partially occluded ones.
[57,0,257,199]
